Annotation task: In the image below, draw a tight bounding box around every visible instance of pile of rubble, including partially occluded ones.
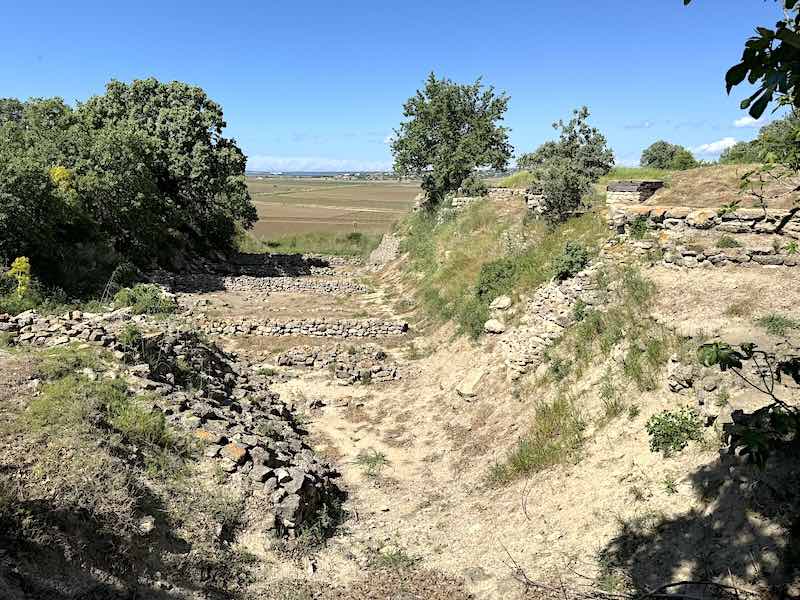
[0,310,342,536]
[129,330,341,535]
[193,316,409,339]
[276,343,400,384]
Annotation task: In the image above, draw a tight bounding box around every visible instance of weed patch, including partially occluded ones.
[755,313,800,336]
[646,407,703,456]
[114,284,177,315]
[490,394,585,483]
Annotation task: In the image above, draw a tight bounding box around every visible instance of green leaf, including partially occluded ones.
[777,27,800,49]
[725,63,750,92]
[750,90,773,119]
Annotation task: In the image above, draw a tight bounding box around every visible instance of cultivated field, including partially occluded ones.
[247,177,420,238]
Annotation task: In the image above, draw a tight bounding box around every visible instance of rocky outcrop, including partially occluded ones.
[276,343,400,384]
[194,316,409,338]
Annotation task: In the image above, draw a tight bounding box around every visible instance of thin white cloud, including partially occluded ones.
[623,120,654,130]
[615,156,640,167]
[383,135,394,145]
[733,115,768,128]
[247,155,392,172]
[691,137,737,157]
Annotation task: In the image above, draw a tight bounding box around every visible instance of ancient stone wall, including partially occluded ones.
[195,317,409,338]
[606,181,665,205]
[609,204,800,237]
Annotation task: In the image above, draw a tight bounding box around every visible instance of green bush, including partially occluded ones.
[114,284,177,315]
[755,313,800,336]
[0,80,256,293]
[475,258,517,302]
[457,174,488,197]
[629,216,649,240]
[645,407,704,456]
[553,241,589,280]
[118,323,144,350]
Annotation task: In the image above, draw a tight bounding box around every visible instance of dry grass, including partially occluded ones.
[643,163,800,208]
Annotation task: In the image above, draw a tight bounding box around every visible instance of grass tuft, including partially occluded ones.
[490,394,585,483]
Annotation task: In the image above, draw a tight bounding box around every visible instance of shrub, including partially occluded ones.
[553,241,589,280]
[629,216,649,240]
[118,323,144,351]
[475,258,517,302]
[645,407,704,456]
[537,157,593,224]
[114,284,177,315]
[458,174,488,197]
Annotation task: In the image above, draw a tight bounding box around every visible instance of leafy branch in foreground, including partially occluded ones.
[698,341,800,466]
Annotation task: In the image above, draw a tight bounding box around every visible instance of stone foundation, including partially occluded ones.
[606,180,664,205]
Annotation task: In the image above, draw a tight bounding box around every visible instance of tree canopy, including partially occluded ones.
[518,107,613,223]
[0,78,256,292]
[391,73,512,208]
[517,106,614,182]
[640,140,699,170]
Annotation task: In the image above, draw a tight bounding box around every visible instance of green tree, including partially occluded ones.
[719,140,762,164]
[0,78,257,292]
[640,140,697,170]
[670,147,699,170]
[391,73,512,209]
[521,107,612,223]
[518,107,614,181]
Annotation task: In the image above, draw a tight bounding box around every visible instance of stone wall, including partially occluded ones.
[609,204,800,237]
[367,233,401,266]
[195,317,409,338]
[499,267,600,380]
[152,272,369,296]
[276,343,400,384]
[419,187,540,213]
[606,180,665,205]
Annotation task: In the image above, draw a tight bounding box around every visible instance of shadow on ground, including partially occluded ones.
[598,447,800,597]
[153,253,336,293]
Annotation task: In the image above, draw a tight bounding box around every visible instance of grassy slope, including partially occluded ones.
[399,200,609,337]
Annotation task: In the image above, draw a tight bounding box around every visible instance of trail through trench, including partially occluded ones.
[173,252,792,599]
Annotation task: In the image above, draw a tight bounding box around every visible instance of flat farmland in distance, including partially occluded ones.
[247,177,420,238]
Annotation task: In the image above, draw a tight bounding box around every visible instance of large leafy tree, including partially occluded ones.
[391,73,512,208]
[640,140,698,170]
[0,78,257,291]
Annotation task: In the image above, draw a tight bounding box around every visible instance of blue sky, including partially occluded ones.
[0,1,785,171]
